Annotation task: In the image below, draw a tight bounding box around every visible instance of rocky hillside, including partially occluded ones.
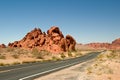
[85,43,110,49]
[111,38,120,49]
[8,26,76,53]
[86,38,120,50]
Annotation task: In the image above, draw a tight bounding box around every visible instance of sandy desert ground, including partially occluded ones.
[35,50,120,80]
[0,47,94,66]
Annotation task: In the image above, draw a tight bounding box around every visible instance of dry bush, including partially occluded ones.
[0,54,6,59]
[0,63,7,66]
[22,60,37,64]
[31,49,51,59]
[6,47,15,52]
[51,56,61,61]
[11,61,21,65]
[12,54,19,59]
[60,53,66,59]
[88,50,119,75]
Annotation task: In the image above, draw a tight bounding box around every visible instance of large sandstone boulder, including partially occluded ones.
[8,26,76,53]
[65,35,76,51]
[0,44,6,48]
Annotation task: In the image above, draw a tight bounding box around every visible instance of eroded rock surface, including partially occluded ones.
[8,26,76,53]
[0,44,6,48]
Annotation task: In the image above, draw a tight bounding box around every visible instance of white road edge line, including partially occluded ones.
[19,61,81,80]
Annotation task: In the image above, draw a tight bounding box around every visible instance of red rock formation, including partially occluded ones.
[86,43,110,49]
[0,44,6,48]
[111,38,120,46]
[86,38,120,50]
[8,26,76,53]
[110,38,120,50]
[65,35,76,51]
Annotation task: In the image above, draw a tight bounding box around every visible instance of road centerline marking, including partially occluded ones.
[19,53,97,80]
[0,64,37,73]
[19,61,81,80]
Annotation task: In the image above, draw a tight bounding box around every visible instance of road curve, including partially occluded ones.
[0,52,101,80]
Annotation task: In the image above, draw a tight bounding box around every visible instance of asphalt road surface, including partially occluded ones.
[0,52,101,80]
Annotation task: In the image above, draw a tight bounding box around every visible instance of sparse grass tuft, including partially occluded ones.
[12,54,19,59]
[6,47,14,52]
[0,63,10,66]
[86,50,117,76]
[52,56,61,61]
[12,62,21,65]
[0,63,5,66]
[86,67,92,74]
[68,51,73,57]
[31,48,41,59]
[31,49,51,59]
[60,53,66,59]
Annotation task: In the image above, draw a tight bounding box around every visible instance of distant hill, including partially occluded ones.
[85,38,120,50]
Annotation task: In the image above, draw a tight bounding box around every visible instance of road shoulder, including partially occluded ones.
[35,50,120,80]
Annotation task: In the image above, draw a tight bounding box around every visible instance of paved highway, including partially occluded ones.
[0,52,101,80]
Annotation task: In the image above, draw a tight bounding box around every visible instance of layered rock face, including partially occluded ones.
[86,38,120,50]
[0,44,6,48]
[8,26,76,53]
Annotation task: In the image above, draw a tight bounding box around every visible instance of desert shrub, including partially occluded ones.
[12,54,19,59]
[93,63,98,67]
[12,48,29,55]
[0,63,10,66]
[22,61,31,64]
[16,48,29,54]
[22,60,37,64]
[0,63,6,66]
[52,56,61,61]
[6,47,15,52]
[96,54,104,60]
[12,62,20,65]
[106,50,120,59]
[106,53,115,59]
[40,50,51,56]
[31,48,41,59]
[68,51,73,57]
[60,53,66,59]
[96,50,120,61]
[0,55,6,59]
[6,47,29,55]
[0,63,5,66]
[68,50,77,57]
[22,60,42,64]
[86,67,92,74]
[31,49,51,59]
[6,48,30,59]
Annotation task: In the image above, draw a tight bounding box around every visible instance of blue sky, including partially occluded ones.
[0,0,120,45]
